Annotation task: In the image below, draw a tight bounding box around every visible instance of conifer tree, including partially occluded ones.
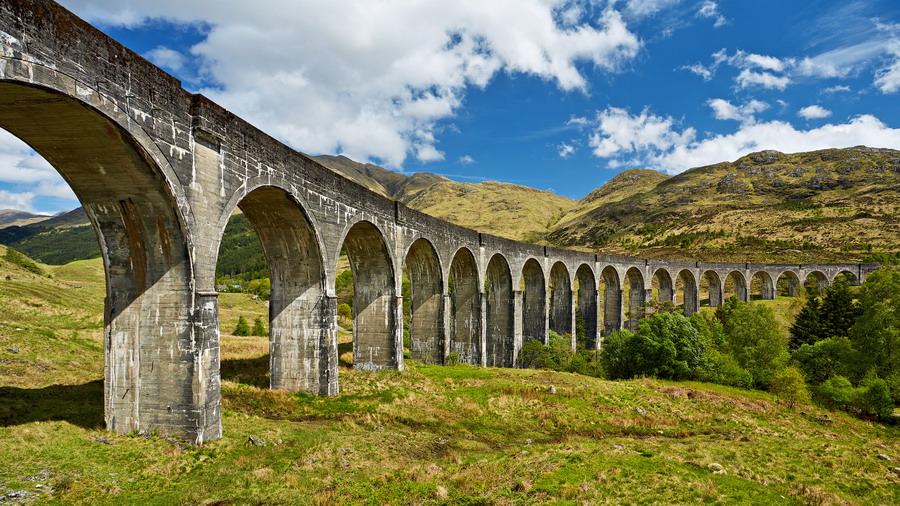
[251,317,268,337]
[819,277,862,340]
[234,316,250,336]
[789,296,822,350]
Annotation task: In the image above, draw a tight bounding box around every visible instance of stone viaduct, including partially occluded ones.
[0,0,881,443]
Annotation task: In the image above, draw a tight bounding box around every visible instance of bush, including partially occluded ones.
[337,303,352,320]
[696,349,753,388]
[855,374,895,420]
[446,352,459,366]
[791,336,855,385]
[600,313,708,381]
[251,317,268,337]
[520,339,550,369]
[723,302,789,389]
[234,316,250,336]
[769,367,811,408]
[817,376,855,410]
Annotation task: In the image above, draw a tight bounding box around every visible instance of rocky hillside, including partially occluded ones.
[0,209,51,228]
[548,146,900,263]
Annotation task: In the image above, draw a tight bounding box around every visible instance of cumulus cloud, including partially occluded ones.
[798,105,832,120]
[707,98,768,123]
[623,0,683,18]
[0,190,37,212]
[0,129,77,210]
[145,46,187,73]
[874,44,900,93]
[586,106,900,173]
[558,143,576,158]
[696,1,727,28]
[822,85,852,94]
[735,69,790,90]
[458,155,476,165]
[60,0,641,169]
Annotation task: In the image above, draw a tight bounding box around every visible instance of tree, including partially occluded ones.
[791,336,855,385]
[234,316,250,336]
[850,267,900,382]
[337,303,352,320]
[769,367,811,408]
[819,277,862,340]
[520,339,550,369]
[714,295,741,325]
[817,376,855,410]
[789,296,822,350]
[600,313,708,381]
[723,302,789,388]
[251,317,268,337]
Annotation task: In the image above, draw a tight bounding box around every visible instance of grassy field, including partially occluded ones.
[1,251,899,504]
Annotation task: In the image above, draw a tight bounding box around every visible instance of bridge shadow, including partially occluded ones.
[0,380,104,429]
[221,355,270,389]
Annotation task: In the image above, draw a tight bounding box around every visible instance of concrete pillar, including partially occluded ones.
[513,290,524,367]
[442,294,452,362]
[592,291,603,349]
[479,293,488,368]
[682,277,699,316]
[605,288,624,335]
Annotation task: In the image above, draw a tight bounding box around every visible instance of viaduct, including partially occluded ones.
[0,0,881,443]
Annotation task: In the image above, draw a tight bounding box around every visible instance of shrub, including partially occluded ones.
[791,336,855,385]
[520,339,550,369]
[769,367,811,408]
[251,317,268,337]
[854,374,895,420]
[337,303,352,319]
[446,352,459,366]
[696,349,753,388]
[816,376,855,410]
[723,302,789,389]
[600,313,708,381]
[234,316,250,336]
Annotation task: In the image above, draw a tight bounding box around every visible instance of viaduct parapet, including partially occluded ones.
[0,0,881,443]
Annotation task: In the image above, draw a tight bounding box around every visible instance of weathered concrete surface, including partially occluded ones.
[0,0,882,442]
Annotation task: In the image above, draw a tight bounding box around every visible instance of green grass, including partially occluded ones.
[1,250,899,504]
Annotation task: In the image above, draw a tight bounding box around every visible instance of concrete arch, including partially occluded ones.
[750,271,776,300]
[652,268,675,304]
[624,267,646,331]
[339,221,401,371]
[601,266,623,335]
[832,270,858,286]
[701,270,723,307]
[549,262,573,337]
[227,186,332,394]
[575,264,599,348]
[521,258,547,344]
[804,271,829,296]
[0,80,213,441]
[724,271,748,302]
[485,254,514,368]
[448,247,481,366]
[404,238,444,365]
[776,271,801,297]
[677,270,699,316]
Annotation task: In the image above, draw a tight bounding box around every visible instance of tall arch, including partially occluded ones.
[601,266,622,335]
[0,81,214,441]
[652,268,674,305]
[404,238,444,365]
[521,259,546,344]
[833,270,858,286]
[804,271,829,296]
[750,271,775,300]
[624,267,646,331]
[485,254,514,367]
[340,221,399,371]
[677,270,699,316]
[227,187,329,393]
[776,271,801,297]
[549,262,573,336]
[448,248,481,365]
[724,271,748,302]
[701,270,723,307]
[575,264,598,349]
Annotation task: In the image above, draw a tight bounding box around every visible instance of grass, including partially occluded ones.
[1,250,899,504]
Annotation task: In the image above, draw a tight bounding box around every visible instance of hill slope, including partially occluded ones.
[0,209,51,228]
[548,146,900,263]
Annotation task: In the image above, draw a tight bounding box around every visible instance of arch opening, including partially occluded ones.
[677,270,699,316]
[750,271,775,300]
[575,264,598,349]
[0,81,213,441]
[549,262,573,337]
[776,271,801,297]
[600,266,622,335]
[403,238,444,365]
[651,268,675,310]
[485,254,514,368]
[448,248,481,365]
[833,271,858,286]
[521,259,546,344]
[803,271,828,297]
[724,271,748,302]
[624,267,646,331]
[700,270,723,307]
[339,221,398,371]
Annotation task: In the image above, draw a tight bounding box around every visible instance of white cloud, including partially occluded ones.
[874,44,900,94]
[707,98,769,123]
[696,1,727,28]
[458,155,476,165]
[145,46,187,72]
[798,105,832,120]
[822,85,852,94]
[567,116,590,126]
[735,69,790,90]
[0,129,78,209]
[0,190,36,212]
[60,0,641,169]
[586,106,900,173]
[558,143,575,158]
[623,0,682,18]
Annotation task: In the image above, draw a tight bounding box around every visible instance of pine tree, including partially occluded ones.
[251,317,268,337]
[789,296,822,350]
[819,277,862,340]
[234,316,250,336]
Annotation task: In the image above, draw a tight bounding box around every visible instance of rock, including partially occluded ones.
[892,468,900,475]
[93,437,116,445]
[524,438,533,446]
[612,444,624,450]
[375,426,384,431]
[877,454,891,461]
[713,469,728,475]
[341,459,350,467]
[707,463,724,473]
[436,485,449,500]
[247,435,265,447]
[5,347,19,354]
[548,386,556,394]
[634,407,647,416]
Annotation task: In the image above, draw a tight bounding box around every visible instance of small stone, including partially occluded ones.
[877,454,891,461]
[375,426,384,431]
[548,386,557,394]
[891,467,900,475]
[247,435,265,447]
[707,463,724,472]
[524,438,533,446]
[5,347,19,354]
[612,444,624,450]
[277,439,283,444]
[341,459,350,467]
[435,485,449,500]
[635,407,647,416]
[93,437,116,445]
[713,469,728,475]
[307,457,317,463]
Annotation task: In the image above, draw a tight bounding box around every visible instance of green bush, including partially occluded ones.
[723,302,789,389]
[446,352,459,366]
[520,339,550,369]
[234,316,250,337]
[696,349,753,388]
[600,313,708,381]
[251,317,268,337]
[791,336,855,385]
[337,303,352,319]
[816,376,855,410]
[855,374,894,420]
[769,367,811,408]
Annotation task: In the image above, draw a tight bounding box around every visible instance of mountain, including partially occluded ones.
[0,209,51,228]
[0,208,94,264]
[313,155,575,242]
[547,146,900,263]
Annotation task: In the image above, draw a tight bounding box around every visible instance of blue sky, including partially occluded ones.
[2,0,900,213]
